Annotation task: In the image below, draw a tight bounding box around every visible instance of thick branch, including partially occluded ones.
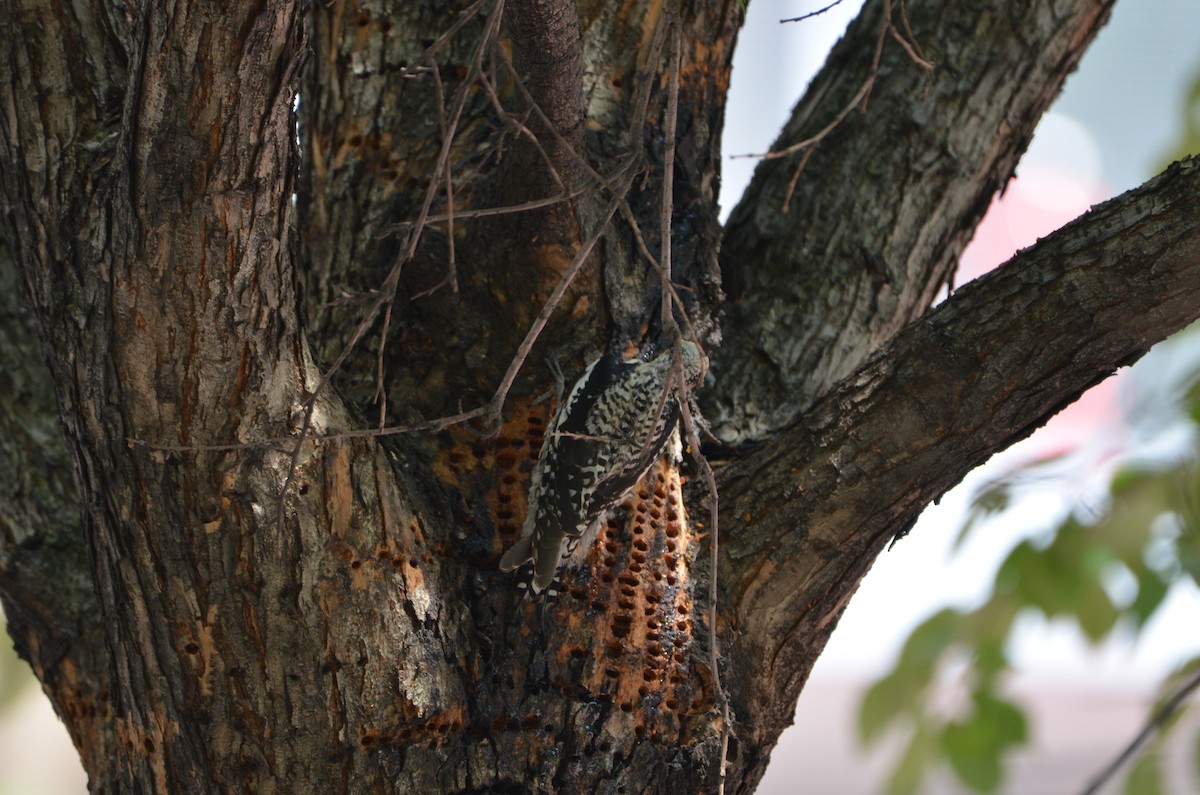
[709,0,1115,443]
[503,0,586,191]
[0,1,127,779]
[719,156,1200,755]
[0,241,115,782]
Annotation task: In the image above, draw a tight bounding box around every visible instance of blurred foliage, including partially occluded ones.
[1161,65,1200,166]
[863,54,1200,793]
[1117,659,1200,795]
[862,318,1200,794]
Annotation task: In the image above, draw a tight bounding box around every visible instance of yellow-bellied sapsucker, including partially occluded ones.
[499,339,707,593]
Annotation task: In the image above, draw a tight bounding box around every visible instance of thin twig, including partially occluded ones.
[728,29,881,162]
[896,0,927,64]
[780,0,891,210]
[781,0,846,24]
[477,62,568,190]
[386,186,593,234]
[131,150,642,459]
[781,149,816,214]
[660,21,680,328]
[681,394,729,794]
[435,65,459,294]
[626,15,671,147]
[494,51,616,192]
[368,0,504,411]
[408,0,490,69]
[731,0,899,213]
[658,14,731,792]
[475,8,672,420]
[888,24,933,71]
[1078,666,1200,795]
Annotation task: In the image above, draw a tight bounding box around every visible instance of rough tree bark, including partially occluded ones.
[0,0,1197,793]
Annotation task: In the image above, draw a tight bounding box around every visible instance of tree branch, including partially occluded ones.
[0,2,127,778]
[503,0,586,192]
[1079,664,1200,795]
[718,156,1200,754]
[0,240,115,782]
[709,0,1115,444]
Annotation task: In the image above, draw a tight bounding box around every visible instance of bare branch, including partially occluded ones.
[485,160,642,425]
[738,0,888,164]
[782,0,847,24]
[1079,665,1200,795]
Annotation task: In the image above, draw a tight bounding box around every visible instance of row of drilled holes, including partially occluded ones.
[582,464,693,726]
[496,412,544,544]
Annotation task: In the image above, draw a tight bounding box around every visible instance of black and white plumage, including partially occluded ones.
[499,340,707,594]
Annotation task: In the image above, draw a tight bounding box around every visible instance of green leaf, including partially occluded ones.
[859,673,917,746]
[997,524,1122,641]
[972,639,1009,682]
[941,692,1027,794]
[859,661,938,746]
[1123,741,1164,795]
[860,609,964,744]
[1110,464,1153,496]
[954,479,1013,550]
[993,540,1036,596]
[1074,581,1121,641]
[1186,372,1200,426]
[1178,509,1200,586]
[872,317,1200,795]
[1128,562,1171,627]
[886,721,937,795]
[993,533,1113,638]
[943,722,1002,793]
[896,608,963,670]
[964,593,1020,650]
[1093,465,1178,558]
[977,692,1028,746]
[1150,656,1200,730]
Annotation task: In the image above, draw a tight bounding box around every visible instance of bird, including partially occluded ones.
[499,339,707,594]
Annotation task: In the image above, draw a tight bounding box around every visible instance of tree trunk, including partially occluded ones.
[1,0,1198,793]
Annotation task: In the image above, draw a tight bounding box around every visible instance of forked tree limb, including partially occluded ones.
[710,0,1117,445]
[717,155,1200,752]
[3,0,1193,791]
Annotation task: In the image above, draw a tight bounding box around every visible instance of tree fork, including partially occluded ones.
[717,156,1200,779]
[709,0,1118,444]
[2,0,1199,793]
